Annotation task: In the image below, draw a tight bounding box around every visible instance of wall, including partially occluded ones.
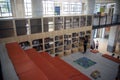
[107,26,117,52]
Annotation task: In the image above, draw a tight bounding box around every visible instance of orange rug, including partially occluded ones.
[90,50,99,54]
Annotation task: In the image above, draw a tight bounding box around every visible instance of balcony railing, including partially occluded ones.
[93,14,120,29]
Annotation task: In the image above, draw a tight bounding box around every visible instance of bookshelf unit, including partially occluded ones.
[55,35,64,56]
[44,37,54,54]
[73,16,79,28]
[0,20,14,38]
[87,15,92,26]
[79,31,85,52]
[43,17,54,32]
[30,18,42,34]
[32,39,43,51]
[54,17,63,30]
[80,16,86,27]
[64,34,72,55]
[15,19,28,36]
[0,15,93,57]
[72,32,79,53]
[86,30,91,48]
[64,16,73,29]
[19,41,30,50]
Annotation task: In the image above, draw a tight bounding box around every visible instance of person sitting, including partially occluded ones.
[117,56,120,59]
[112,53,115,57]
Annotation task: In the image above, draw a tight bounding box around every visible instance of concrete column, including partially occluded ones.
[32,0,43,17]
[11,0,25,18]
[87,0,95,14]
[102,28,105,38]
[107,26,117,52]
[115,0,120,14]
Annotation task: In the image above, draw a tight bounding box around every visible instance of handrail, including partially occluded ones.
[92,14,120,29]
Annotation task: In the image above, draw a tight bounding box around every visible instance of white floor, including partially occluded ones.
[62,52,119,80]
[61,38,119,80]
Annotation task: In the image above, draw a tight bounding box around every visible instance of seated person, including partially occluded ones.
[112,53,115,57]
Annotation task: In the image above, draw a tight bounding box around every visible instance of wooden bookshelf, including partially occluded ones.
[15,19,28,36]
[0,20,14,38]
[73,16,79,28]
[32,39,43,51]
[43,17,54,32]
[19,41,30,50]
[44,37,54,54]
[64,16,73,29]
[30,18,42,34]
[54,17,63,30]
[0,15,92,56]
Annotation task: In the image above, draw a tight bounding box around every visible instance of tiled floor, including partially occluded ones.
[61,38,119,80]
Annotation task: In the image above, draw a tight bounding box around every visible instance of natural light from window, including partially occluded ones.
[0,0,12,17]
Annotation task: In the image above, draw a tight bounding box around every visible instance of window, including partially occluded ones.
[24,0,32,16]
[62,2,82,15]
[0,0,12,17]
[43,1,54,16]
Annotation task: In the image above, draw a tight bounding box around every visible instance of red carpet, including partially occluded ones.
[40,52,91,80]
[6,42,48,80]
[25,49,68,80]
[6,42,91,80]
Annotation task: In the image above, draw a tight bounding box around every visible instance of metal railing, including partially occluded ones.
[92,14,120,29]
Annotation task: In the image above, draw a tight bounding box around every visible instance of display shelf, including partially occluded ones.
[55,46,63,54]
[64,34,72,51]
[55,35,63,41]
[15,19,28,36]
[73,16,79,28]
[54,17,63,30]
[79,31,85,41]
[0,15,92,56]
[44,42,54,50]
[55,41,63,47]
[30,18,42,34]
[86,30,91,39]
[43,17,54,32]
[72,32,79,48]
[32,39,43,51]
[64,16,73,29]
[80,16,86,27]
[55,35,63,45]
[44,37,54,50]
[86,30,91,48]
[87,15,92,26]
[72,32,79,38]
[19,41,30,50]
[78,31,85,52]
[45,49,54,54]
[44,37,54,44]
[0,20,14,38]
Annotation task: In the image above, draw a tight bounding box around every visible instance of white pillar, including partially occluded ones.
[11,0,25,18]
[87,0,95,14]
[32,0,43,17]
[107,26,117,52]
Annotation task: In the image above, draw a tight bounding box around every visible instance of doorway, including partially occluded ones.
[93,27,111,54]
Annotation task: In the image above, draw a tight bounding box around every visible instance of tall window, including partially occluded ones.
[24,0,32,16]
[43,1,54,16]
[0,0,12,17]
[62,2,82,15]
